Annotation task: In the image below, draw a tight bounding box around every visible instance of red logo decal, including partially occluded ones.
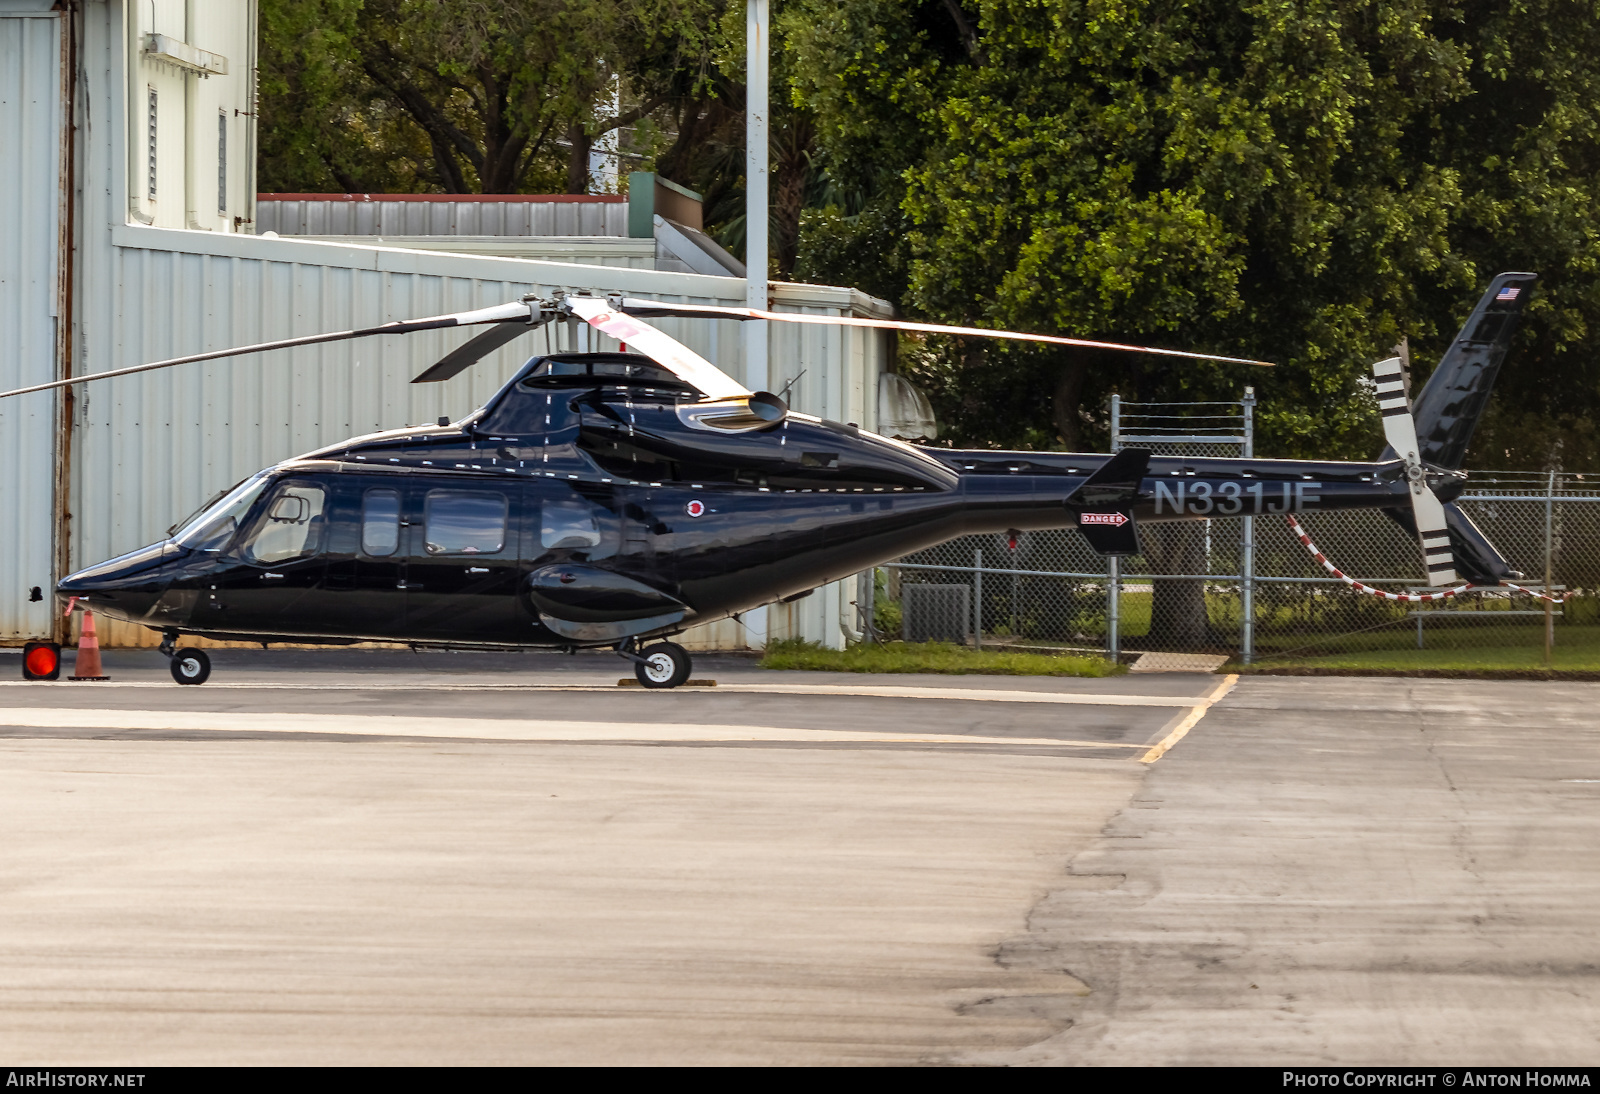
[1080,512,1129,527]
[686,500,706,518]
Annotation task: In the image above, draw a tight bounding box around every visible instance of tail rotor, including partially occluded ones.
[1374,356,1459,586]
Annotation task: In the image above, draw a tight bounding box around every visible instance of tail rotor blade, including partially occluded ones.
[1373,356,1459,586]
[1412,487,1460,588]
[1374,356,1420,454]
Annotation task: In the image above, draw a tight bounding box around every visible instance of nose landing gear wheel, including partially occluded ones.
[170,647,211,686]
[634,642,691,689]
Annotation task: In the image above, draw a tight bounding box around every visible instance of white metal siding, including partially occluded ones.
[281,236,658,269]
[256,199,630,238]
[0,11,61,639]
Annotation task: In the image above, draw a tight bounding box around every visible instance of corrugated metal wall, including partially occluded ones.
[0,9,62,640]
[276,236,659,269]
[256,198,629,237]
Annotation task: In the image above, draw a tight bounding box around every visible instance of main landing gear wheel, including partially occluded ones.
[634,642,691,689]
[170,647,211,686]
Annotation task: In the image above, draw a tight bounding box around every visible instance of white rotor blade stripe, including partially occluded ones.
[618,300,1275,368]
[1411,487,1459,586]
[565,297,750,399]
[0,301,536,401]
[1371,356,1457,586]
[1373,356,1421,453]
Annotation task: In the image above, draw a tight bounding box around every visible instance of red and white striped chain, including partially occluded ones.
[1284,513,1564,604]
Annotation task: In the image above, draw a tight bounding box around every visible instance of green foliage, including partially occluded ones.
[869,569,904,636]
[258,0,727,195]
[785,0,1600,468]
[1234,620,1600,673]
[760,637,1124,676]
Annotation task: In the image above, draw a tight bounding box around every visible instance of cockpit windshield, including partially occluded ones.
[171,473,272,551]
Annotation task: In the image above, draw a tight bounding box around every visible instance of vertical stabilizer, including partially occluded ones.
[1393,272,1537,469]
[1378,272,1537,584]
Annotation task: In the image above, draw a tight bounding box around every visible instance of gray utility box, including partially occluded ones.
[903,584,971,644]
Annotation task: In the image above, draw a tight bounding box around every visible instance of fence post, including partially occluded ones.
[1107,558,1120,663]
[1546,470,1556,665]
[1240,385,1256,664]
[973,548,983,649]
[1108,393,1121,663]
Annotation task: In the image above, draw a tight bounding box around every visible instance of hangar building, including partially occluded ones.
[0,0,903,651]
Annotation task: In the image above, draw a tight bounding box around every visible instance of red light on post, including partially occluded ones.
[22,641,60,681]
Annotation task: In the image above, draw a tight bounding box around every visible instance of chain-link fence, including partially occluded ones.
[871,459,1600,669]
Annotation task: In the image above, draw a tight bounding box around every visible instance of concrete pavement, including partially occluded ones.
[0,650,1183,1065]
[2,652,1598,1064]
[989,676,1600,1066]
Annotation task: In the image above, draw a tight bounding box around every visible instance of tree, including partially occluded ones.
[785,0,1600,474]
[785,0,1600,647]
[258,0,726,195]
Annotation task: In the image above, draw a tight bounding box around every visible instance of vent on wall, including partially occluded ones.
[217,113,227,213]
[146,87,157,201]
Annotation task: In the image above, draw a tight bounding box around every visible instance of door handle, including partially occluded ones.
[466,567,489,574]
[263,573,285,580]
[396,581,423,590]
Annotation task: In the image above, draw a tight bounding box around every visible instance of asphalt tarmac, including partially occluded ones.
[0,650,1595,1064]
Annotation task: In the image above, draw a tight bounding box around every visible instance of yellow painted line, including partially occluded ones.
[0,707,1146,748]
[0,680,1208,708]
[1139,674,1238,764]
[708,683,1199,707]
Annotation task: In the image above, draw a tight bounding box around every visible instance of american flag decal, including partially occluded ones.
[1497,286,1521,301]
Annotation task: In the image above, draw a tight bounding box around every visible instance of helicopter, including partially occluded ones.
[4,272,1534,687]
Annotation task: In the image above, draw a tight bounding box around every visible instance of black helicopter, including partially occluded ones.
[5,273,1533,687]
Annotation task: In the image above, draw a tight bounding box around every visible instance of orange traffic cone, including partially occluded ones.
[68,606,110,681]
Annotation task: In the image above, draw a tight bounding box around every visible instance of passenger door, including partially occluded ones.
[401,484,523,642]
[321,482,408,639]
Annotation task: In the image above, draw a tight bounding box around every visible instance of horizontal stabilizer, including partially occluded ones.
[1066,449,1149,556]
[1065,449,1151,508]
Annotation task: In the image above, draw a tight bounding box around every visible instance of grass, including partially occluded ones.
[759,638,1125,677]
[1234,617,1600,675]
[1236,642,1600,675]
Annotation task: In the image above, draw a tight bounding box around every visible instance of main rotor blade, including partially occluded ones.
[411,316,548,384]
[1374,356,1458,586]
[565,297,750,399]
[614,299,1275,369]
[0,301,535,401]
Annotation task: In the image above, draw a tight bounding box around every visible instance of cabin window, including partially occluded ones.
[361,489,401,557]
[424,490,507,555]
[240,483,328,565]
[540,497,601,549]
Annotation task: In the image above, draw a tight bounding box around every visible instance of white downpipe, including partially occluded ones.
[744,0,769,392]
[742,0,770,648]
